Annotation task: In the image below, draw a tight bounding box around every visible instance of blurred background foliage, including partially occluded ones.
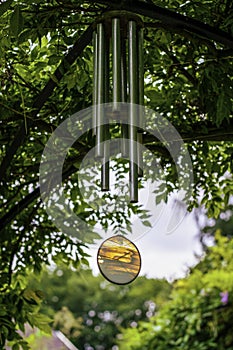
[16,209,233,350]
[28,267,171,349]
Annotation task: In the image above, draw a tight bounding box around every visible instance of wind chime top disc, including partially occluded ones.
[97,235,141,285]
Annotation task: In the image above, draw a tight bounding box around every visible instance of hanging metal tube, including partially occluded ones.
[128,20,138,202]
[128,21,138,105]
[137,27,144,177]
[101,126,110,191]
[138,27,144,132]
[137,133,143,177]
[121,37,127,102]
[121,122,128,158]
[121,37,128,158]
[96,22,105,158]
[138,27,144,110]
[92,30,98,136]
[101,35,110,191]
[112,18,121,108]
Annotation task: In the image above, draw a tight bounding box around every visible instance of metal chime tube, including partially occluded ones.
[121,37,127,102]
[137,134,143,178]
[138,27,144,112]
[137,27,144,177]
[92,31,98,135]
[128,20,139,202]
[112,18,122,107]
[121,36,128,158]
[101,31,110,191]
[96,22,105,158]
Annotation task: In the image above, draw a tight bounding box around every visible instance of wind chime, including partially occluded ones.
[92,11,144,284]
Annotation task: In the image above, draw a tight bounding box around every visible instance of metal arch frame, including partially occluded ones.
[89,0,233,48]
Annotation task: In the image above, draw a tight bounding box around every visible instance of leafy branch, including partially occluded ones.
[0,24,94,182]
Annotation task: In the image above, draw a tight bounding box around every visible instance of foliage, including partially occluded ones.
[0,0,232,347]
[119,231,233,350]
[53,306,83,339]
[1,284,51,350]
[28,266,171,349]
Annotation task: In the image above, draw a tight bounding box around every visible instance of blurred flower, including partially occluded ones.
[220,291,228,305]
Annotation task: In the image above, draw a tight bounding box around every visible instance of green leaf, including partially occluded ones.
[27,314,52,334]
[81,258,89,266]
[155,193,166,205]
[142,220,152,228]
[0,309,7,316]
[1,325,9,337]
[30,46,38,61]
[23,289,43,305]
[48,72,59,85]
[10,5,24,37]
[19,341,30,350]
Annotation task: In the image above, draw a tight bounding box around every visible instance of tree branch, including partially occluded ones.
[0,162,82,234]
[143,123,233,143]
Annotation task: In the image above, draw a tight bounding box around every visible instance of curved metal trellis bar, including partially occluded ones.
[89,0,233,48]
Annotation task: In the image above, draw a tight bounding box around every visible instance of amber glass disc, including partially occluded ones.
[97,235,141,285]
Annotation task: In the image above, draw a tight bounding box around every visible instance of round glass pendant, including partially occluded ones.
[97,235,141,285]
